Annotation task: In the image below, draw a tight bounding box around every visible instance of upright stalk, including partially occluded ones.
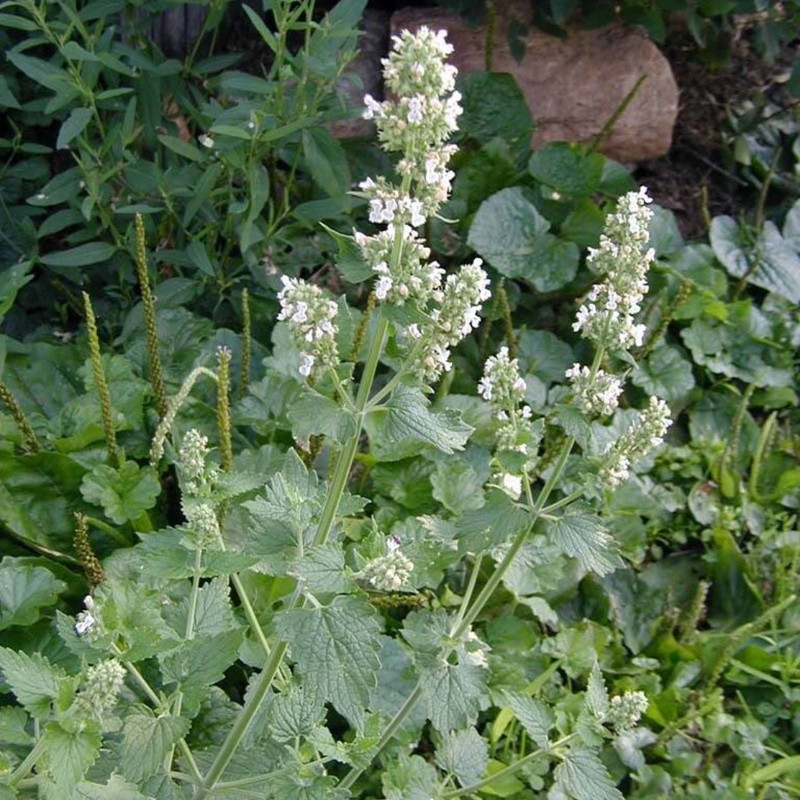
[340,435,576,791]
[191,316,388,800]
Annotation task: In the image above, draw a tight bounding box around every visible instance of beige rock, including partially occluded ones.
[389,6,679,162]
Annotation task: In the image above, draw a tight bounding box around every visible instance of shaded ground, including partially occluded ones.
[636,23,798,239]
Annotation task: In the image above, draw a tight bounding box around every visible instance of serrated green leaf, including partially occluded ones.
[159,630,243,692]
[0,561,65,630]
[0,647,70,717]
[291,546,356,594]
[166,578,238,638]
[268,683,326,742]
[546,508,622,577]
[554,745,624,800]
[418,655,487,734]
[73,775,150,800]
[367,387,473,458]
[435,727,489,786]
[0,706,31,745]
[268,770,348,800]
[456,488,529,552]
[503,692,552,747]
[383,753,440,800]
[80,461,160,525]
[431,458,485,515]
[122,711,191,782]
[277,595,382,729]
[321,223,373,283]
[585,663,610,717]
[287,389,356,442]
[40,721,101,795]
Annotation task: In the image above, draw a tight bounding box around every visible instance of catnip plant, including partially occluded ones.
[0,27,671,800]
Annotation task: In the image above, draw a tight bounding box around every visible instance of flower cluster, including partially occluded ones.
[363,27,461,164]
[608,691,649,731]
[277,276,339,379]
[601,397,672,487]
[72,659,126,720]
[478,347,527,409]
[75,594,100,638]
[362,537,414,592]
[176,428,224,548]
[354,225,443,306]
[565,363,623,417]
[412,259,492,381]
[573,187,655,352]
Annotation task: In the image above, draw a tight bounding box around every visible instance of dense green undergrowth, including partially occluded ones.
[0,2,799,799]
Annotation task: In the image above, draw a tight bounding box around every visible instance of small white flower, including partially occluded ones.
[375,275,393,300]
[299,353,315,377]
[199,134,214,148]
[75,611,96,635]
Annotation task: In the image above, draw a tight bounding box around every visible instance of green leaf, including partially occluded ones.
[710,216,800,303]
[157,134,204,162]
[80,461,160,525]
[383,753,440,800]
[585,663,610,717]
[457,72,533,149]
[166,578,238,638]
[287,388,356,442]
[0,451,86,556]
[468,187,579,292]
[546,507,622,577]
[291,546,356,595]
[302,126,350,202]
[0,75,21,109]
[418,656,487,734]
[159,630,244,692]
[56,108,93,150]
[502,692,552,747]
[122,711,191,783]
[632,344,695,402]
[784,198,800,250]
[435,727,489,786]
[456,488,529,552]
[366,386,473,458]
[73,775,150,800]
[0,560,65,630]
[529,142,605,198]
[40,721,101,795]
[0,706,32,745]
[40,242,117,268]
[680,304,793,388]
[268,683,325,742]
[6,52,70,92]
[431,457,485,514]
[0,647,71,717]
[554,745,624,800]
[321,223,373,283]
[276,595,382,728]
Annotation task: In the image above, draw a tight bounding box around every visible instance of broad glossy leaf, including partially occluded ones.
[632,344,695,402]
[0,560,65,630]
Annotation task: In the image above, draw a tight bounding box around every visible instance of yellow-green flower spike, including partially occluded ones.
[134,213,168,419]
[83,292,119,467]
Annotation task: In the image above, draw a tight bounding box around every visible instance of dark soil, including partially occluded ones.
[635,23,798,240]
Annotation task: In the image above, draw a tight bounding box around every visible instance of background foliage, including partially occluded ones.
[0,1,799,799]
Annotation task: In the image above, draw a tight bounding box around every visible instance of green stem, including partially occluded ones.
[340,435,576,790]
[441,734,576,798]
[8,736,47,787]
[192,317,389,800]
[84,516,131,547]
[452,552,483,633]
[113,647,203,784]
